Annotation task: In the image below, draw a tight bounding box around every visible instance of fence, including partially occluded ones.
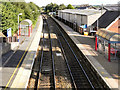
[3,36,18,43]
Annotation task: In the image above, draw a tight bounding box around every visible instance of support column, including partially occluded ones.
[95,36,97,51]
[108,43,111,62]
[28,26,30,37]
[19,24,21,36]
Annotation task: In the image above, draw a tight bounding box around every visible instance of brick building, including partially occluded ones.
[107,17,120,33]
[92,4,120,33]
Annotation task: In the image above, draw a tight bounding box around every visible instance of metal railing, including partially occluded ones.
[2,36,18,43]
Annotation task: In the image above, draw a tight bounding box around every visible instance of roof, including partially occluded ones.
[0,32,6,37]
[77,6,90,9]
[92,11,120,28]
[77,6,96,9]
[102,4,120,11]
[96,29,120,43]
[20,19,32,26]
[58,9,105,16]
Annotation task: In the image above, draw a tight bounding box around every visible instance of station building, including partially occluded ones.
[58,9,106,34]
[92,11,120,33]
[92,4,120,33]
[57,5,120,61]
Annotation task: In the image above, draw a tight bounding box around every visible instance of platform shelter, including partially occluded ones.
[20,19,32,37]
[95,29,120,62]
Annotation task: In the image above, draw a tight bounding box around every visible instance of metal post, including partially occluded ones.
[104,41,105,52]
[18,13,22,42]
[108,43,111,62]
[18,15,19,35]
[19,24,21,36]
[97,19,99,30]
[95,36,97,51]
[18,15,20,42]
[28,26,30,37]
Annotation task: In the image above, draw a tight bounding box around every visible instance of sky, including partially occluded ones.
[25,0,119,7]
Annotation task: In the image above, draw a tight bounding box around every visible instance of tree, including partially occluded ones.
[58,4,66,10]
[45,3,59,13]
[1,2,19,35]
[67,4,75,9]
[0,2,40,36]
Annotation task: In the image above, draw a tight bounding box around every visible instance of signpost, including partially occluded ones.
[7,28,12,42]
[7,28,12,37]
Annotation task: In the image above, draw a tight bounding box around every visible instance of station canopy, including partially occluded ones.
[20,19,32,26]
[96,29,120,43]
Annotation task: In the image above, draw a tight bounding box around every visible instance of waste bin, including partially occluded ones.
[84,32,88,36]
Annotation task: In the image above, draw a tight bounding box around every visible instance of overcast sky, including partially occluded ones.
[25,0,119,7]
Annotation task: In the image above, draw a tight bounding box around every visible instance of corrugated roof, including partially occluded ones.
[96,29,120,42]
[92,11,120,28]
[102,4,120,11]
[58,9,106,15]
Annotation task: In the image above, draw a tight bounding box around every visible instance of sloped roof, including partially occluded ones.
[0,32,6,37]
[103,6,120,11]
[102,4,120,11]
[96,29,120,43]
[92,11,120,28]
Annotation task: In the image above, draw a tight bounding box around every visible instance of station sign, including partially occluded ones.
[7,28,12,37]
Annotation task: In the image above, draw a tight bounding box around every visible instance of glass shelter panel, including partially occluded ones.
[96,29,120,60]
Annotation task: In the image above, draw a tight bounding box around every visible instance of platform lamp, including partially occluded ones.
[18,13,22,42]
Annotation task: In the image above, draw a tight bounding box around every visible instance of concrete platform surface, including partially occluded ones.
[11,15,43,88]
[52,16,120,89]
[0,16,43,89]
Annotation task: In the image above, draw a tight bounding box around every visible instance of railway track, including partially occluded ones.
[28,15,110,89]
[28,16,55,89]
[37,16,55,89]
[47,16,109,89]
[47,16,94,89]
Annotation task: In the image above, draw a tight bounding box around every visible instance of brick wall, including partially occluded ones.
[107,19,120,33]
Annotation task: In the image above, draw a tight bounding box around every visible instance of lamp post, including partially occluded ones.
[18,13,22,42]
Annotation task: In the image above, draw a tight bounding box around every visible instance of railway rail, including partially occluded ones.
[48,16,95,89]
[37,16,56,89]
[28,15,110,89]
[28,15,55,89]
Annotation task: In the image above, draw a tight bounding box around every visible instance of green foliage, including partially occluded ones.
[44,3,75,13]
[0,2,41,36]
[28,2,40,23]
[45,3,67,13]
[59,4,66,10]
[45,3,59,13]
[67,4,75,9]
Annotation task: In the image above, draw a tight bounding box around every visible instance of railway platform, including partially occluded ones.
[52,16,120,89]
[1,15,43,89]
[11,16,43,88]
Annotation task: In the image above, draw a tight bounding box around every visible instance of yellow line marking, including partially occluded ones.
[5,41,31,89]
[105,77,108,79]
